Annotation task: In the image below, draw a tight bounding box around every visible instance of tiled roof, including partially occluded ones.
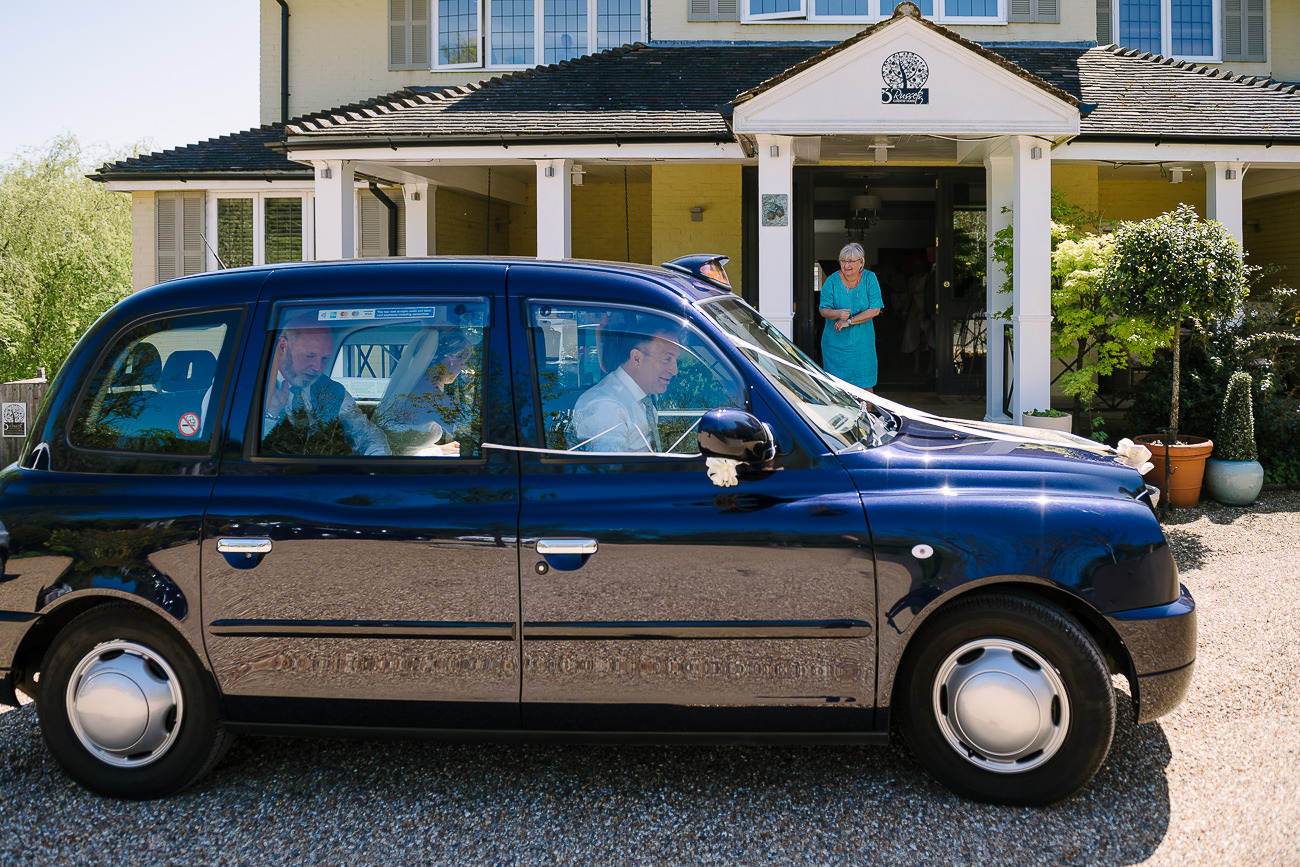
[91,124,308,181]
[283,43,818,143]
[1003,44,1300,140]
[93,40,1300,180]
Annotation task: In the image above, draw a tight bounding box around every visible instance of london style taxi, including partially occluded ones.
[0,255,1195,805]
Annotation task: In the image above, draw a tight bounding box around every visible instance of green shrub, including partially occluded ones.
[1213,371,1257,462]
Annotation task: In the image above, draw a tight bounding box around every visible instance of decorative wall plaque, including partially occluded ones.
[761,194,788,227]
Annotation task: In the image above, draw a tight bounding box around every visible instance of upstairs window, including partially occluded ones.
[1100,0,1262,62]
[742,0,1012,24]
[391,0,643,69]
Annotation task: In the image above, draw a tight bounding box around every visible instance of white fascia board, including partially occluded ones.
[103,180,313,192]
[1059,140,1300,163]
[732,17,1078,137]
[283,141,747,163]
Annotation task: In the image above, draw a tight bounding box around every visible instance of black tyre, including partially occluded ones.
[37,603,232,799]
[897,592,1115,806]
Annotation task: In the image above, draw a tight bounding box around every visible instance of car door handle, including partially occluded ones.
[217,538,274,555]
[535,539,598,555]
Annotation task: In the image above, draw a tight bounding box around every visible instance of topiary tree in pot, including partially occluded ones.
[1099,204,1250,508]
[1204,370,1264,505]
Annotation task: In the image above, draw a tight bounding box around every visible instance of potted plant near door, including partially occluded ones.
[1021,407,1073,433]
[1099,204,1250,508]
[1204,370,1265,505]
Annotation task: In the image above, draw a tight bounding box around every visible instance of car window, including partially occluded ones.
[258,300,488,459]
[70,310,240,455]
[528,302,745,455]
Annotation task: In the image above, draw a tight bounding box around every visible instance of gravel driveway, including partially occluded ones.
[2,492,1297,866]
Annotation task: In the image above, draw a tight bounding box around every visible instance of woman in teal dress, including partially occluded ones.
[819,242,884,391]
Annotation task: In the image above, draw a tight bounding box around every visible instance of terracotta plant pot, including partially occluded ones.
[1135,434,1214,508]
[1021,412,1073,433]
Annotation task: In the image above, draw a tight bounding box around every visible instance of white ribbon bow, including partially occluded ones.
[1115,438,1155,476]
[706,457,741,487]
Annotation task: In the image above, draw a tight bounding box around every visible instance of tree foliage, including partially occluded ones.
[0,136,134,382]
[1099,203,1249,436]
[1050,226,1166,405]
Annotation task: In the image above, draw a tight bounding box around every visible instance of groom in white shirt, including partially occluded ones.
[568,326,682,452]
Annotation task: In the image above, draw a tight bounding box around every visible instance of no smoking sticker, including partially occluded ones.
[178,412,200,437]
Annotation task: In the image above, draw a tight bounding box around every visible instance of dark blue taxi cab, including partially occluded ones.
[0,256,1195,805]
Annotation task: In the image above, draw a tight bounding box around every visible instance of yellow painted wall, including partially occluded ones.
[1098,177,1206,224]
[1244,192,1300,289]
[1051,164,1100,221]
[650,165,744,291]
[435,189,513,255]
[570,181,653,263]
[132,192,157,291]
[1270,3,1300,83]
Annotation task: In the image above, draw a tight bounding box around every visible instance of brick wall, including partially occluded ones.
[650,165,744,290]
[1244,192,1300,288]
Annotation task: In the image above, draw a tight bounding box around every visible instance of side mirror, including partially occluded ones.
[697,409,776,465]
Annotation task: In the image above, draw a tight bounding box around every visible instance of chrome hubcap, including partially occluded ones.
[66,640,183,768]
[932,638,1069,774]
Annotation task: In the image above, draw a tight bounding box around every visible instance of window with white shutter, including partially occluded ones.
[1097,0,1112,42]
[1223,0,1266,62]
[391,0,432,70]
[688,0,740,21]
[360,189,408,259]
[156,192,206,281]
[1009,0,1058,22]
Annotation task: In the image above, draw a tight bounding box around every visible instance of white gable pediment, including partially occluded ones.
[732,15,1080,137]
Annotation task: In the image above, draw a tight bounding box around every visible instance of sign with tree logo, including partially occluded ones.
[3,402,27,438]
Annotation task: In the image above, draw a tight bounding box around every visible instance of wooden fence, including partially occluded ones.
[1,377,48,467]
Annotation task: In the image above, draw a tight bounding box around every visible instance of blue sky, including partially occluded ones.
[0,0,259,163]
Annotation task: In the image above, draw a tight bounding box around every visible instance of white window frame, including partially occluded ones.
[429,0,646,69]
[1111,0,1221,62]
[740,0,1006,25]
[206,191,312,272]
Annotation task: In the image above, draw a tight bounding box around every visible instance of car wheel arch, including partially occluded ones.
[885,580,1136,718]
[13,593,206,704]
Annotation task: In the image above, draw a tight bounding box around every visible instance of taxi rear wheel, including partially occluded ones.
[897,593,1115,806]
[37,603,232,799]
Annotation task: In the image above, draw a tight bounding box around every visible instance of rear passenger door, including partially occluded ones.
[200,265,521,730]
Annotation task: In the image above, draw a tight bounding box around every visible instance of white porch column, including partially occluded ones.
[1010,136,1052,421]
[313,160,355,260]
[1205,161,1245,245]
[536,159,573,259]
[984,153,1013,422]
[404,182,430,257]
[756,134,795,338]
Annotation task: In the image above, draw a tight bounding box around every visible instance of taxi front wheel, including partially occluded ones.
[37,603,232,799]
[897,593,1116,806]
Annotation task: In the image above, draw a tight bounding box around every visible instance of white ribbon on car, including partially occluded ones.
[1115,438,1155,476]
[706,457,741,487]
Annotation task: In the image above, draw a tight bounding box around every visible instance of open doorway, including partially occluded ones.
[792,166,986,397]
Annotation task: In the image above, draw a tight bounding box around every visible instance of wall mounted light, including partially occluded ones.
[690,206,704,222]
[1225,169,1237,180]
[1030,146,1043,160]
[1170,167,1187,184]
[544,166,555,178]
[410,190,420,201]
[320,167,332,179]
[571,164,585,186]
[769,145,780,157]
